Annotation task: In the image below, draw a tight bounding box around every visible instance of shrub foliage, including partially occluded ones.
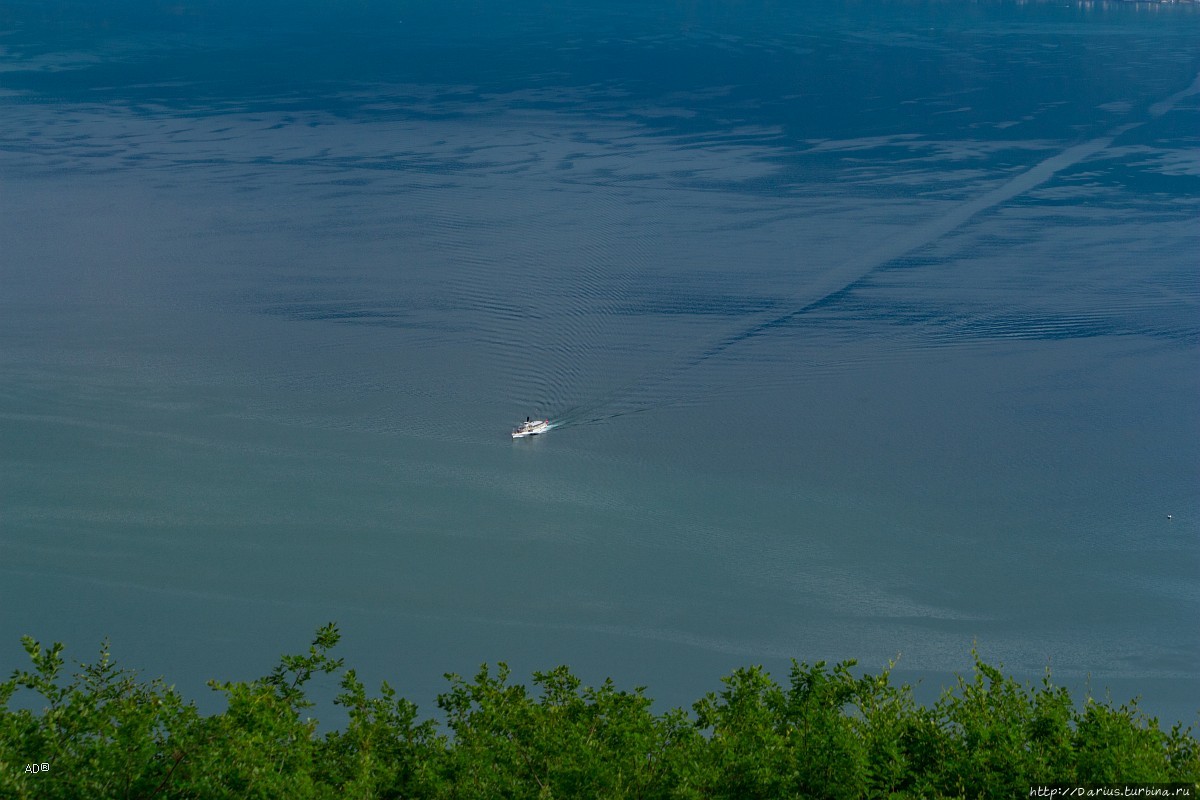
[1,625,1196,798]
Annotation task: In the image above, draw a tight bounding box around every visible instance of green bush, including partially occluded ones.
[1,625,1196,799]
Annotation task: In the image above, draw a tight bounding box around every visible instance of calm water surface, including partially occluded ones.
[2,0,1198,723]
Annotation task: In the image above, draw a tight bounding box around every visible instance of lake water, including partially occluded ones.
[2,0,1198,725]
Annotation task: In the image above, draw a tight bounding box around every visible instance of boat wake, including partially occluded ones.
[533,69,1200,431]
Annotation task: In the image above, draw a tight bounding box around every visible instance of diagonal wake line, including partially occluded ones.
[685,126,1136,370]
[554,71,1200,425]
[681,69,1200,372]
[1148,70,1200,118]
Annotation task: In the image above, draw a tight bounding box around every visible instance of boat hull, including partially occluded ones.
[512,420,551,438]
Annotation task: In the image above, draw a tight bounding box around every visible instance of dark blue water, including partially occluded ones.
[2,0,1198,725]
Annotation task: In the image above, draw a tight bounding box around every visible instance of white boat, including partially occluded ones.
[512,418,551,439]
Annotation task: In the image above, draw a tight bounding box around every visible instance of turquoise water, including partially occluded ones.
[2,0,1198,723]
